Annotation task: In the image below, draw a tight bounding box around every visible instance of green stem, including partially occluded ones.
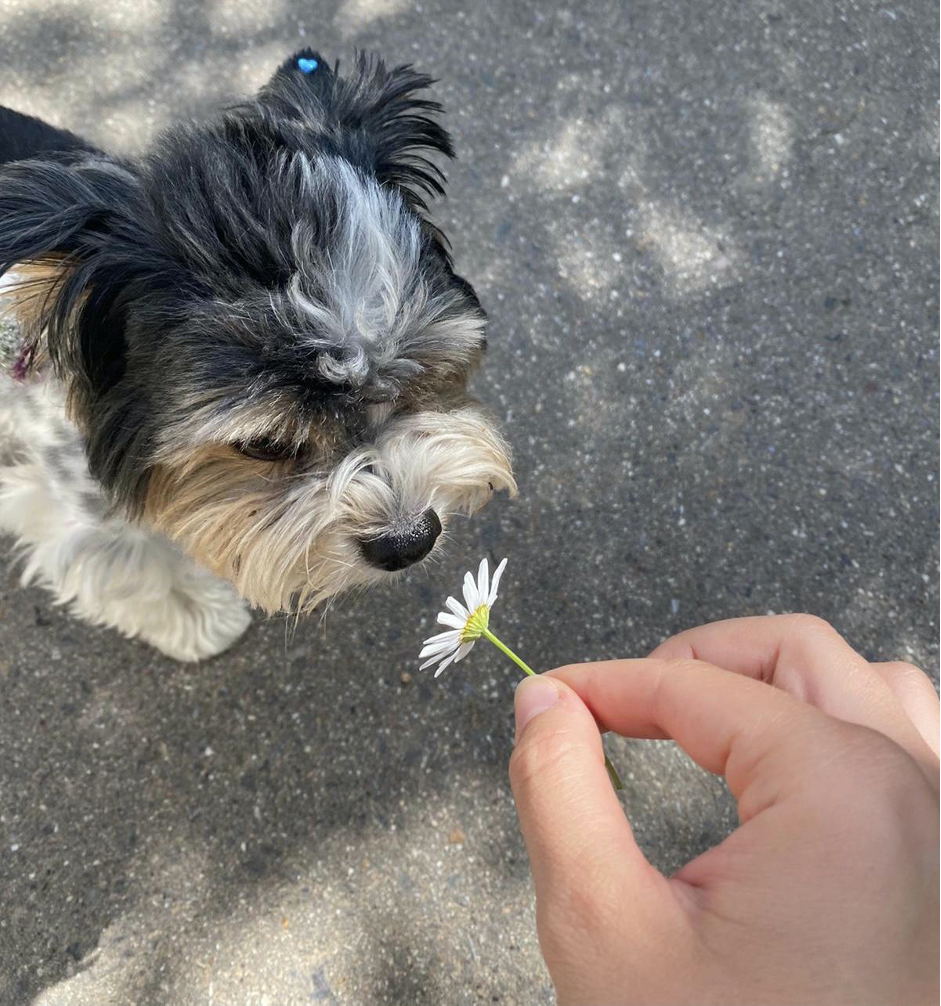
[481,629,537,677]
[604,755,623,791]
[483,628,623,791]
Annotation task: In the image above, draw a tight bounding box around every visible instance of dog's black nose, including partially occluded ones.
[359,509,442,572]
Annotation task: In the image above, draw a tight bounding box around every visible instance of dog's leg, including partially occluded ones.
[0,445,251,662]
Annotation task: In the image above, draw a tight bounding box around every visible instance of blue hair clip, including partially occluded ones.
[297,57,318,74]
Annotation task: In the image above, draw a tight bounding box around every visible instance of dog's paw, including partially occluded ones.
[135,574,252,662]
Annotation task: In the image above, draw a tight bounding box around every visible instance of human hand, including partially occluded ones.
[508,615,939,1005]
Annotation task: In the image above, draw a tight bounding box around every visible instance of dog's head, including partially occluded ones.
[0,51,515,611]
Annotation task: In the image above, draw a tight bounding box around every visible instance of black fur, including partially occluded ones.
[259,49,455,212]
[0,106,98,167]
[0,51,485,513]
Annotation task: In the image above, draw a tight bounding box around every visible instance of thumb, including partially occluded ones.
[509,675,676,964]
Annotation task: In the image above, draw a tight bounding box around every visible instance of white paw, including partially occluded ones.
[5,507,253,661]
[136,576,252,662]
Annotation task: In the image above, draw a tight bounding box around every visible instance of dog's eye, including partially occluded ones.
[234,437,300,462]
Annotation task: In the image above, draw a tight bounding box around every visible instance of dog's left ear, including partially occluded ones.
[0,155,147,401]
[258,49,455,213]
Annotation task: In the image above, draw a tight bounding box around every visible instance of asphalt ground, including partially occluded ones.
[0,1,938,1003]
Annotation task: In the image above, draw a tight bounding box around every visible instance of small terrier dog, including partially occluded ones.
[0,50,515,661]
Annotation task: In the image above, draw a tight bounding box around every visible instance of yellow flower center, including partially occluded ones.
[460,604,490,643]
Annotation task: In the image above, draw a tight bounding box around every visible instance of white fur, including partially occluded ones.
[281,156,485,389]
[0,375,251,661]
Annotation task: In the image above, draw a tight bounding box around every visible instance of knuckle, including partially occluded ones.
[654,656,720,690]
[832,724,926,792]
[883,660,933,689]
[856,735,937,830]
[788,612,840,639]
[657,656,703,676]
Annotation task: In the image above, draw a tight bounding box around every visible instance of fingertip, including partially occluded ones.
[514,674,563,742]
[509,674,611,803]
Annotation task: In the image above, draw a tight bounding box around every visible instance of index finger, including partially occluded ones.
[548,657,848,822]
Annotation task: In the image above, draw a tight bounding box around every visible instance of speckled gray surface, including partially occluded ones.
[0,1,937,1003]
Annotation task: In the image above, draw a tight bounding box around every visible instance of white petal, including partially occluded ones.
[437,612,466,630]
[433,651,459,677]
[452,641,475,664]
[445,596,470,619]
[488,557,508,606]
[477,558,489,606]
[419,639,459,659]
[420,653,447,671]
[420,632,460,652]
[462,570,479,611]
[422,628,461,647]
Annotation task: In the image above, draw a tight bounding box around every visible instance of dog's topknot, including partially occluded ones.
[256,48,455,213]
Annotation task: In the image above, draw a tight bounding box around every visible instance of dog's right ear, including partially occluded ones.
[0,155,144,408]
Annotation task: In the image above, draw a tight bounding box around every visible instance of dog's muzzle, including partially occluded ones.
[358,508,442,571]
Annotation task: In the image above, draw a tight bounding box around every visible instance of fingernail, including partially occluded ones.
[514,675,561,741]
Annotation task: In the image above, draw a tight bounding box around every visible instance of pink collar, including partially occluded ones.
[11,339,35,382]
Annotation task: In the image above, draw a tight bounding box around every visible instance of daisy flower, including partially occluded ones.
[418,556,622,790]
[419,558,528,677]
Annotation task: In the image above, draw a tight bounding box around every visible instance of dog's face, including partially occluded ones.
[0,51,515,611]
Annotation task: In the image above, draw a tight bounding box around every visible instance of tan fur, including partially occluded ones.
[0,258,72,370]
[153,395,348,461]
[0,258,67,329]
[145,407,515,614]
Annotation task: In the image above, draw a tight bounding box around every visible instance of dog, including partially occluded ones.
[0,50,515,661]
